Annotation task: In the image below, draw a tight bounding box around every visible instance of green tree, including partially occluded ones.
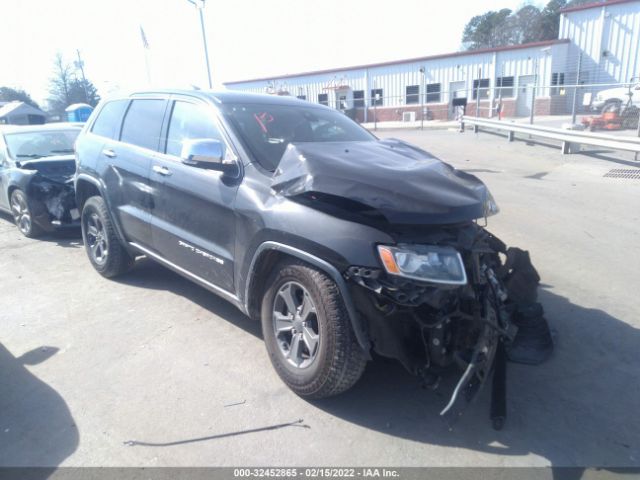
[68,79,100,107]
[462,9,513,50]
[462,0,596,50]
[0,87,40,109]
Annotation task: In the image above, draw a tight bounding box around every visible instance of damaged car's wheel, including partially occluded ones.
[261,260,367,399]
[81,196,133,278]
[10,189,43,238]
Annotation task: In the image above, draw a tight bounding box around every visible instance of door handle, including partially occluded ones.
[102,149,117,158]
[152,165,172,176]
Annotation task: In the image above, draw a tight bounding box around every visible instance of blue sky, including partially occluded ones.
[0,0,542,105]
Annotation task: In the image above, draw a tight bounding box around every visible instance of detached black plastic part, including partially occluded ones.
[507,302,554,365]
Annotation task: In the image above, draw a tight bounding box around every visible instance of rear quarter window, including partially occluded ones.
[91,100,129,139]
[120,99,166,151]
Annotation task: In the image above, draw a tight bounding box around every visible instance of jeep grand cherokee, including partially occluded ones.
[75,91,552,426]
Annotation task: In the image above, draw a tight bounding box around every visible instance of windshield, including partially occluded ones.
[221,102,375,171]
[5,129,80,160]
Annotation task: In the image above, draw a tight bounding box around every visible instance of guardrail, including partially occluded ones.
[462,116,640,155]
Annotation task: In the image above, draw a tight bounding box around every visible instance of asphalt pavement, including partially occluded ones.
[1,129,638,468]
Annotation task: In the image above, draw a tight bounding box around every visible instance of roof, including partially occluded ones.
[0,122,83,135]
[224,39,571,86]
[65,103,93,112]
[560,0,639,13]
[127,89,315,106]
[0,101,46,118]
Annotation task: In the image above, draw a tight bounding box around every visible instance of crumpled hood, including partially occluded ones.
[17,155,76,184]
[271,139,493,225]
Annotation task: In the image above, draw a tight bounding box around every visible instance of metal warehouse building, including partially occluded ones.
[224,0,640,123]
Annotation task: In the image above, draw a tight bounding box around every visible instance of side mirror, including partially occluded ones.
[180,139,239,176]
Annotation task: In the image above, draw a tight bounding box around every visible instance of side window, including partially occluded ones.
[165,101,224,157]
[91,100,129,139]
[120,99,166,151]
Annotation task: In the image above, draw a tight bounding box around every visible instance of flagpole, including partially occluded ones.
[139,25,152,85]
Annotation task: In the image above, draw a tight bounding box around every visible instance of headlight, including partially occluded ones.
[484,191,500,217]
[377,244,467,285]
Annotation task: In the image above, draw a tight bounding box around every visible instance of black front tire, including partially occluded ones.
[261,260,367,399]
[10,189,43,238]
[81,195,133,278]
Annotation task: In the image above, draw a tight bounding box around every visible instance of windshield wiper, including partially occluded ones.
[16,154,44,158]
[50,149,75,154]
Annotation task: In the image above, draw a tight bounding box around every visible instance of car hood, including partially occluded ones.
[271,139,494,225]
[16,155,76,183]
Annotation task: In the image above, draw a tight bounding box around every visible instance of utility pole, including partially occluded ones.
[475,67,481,119]
[571,52,583,125]
[419,67,425,130]
[187,0,212,88]
[373,78,378,131]
[75,49,90,104]
[530,58,538,125]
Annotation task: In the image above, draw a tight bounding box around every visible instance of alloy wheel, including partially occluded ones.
[272,281,320,368]
[86,212,109,265]
[10,193,32,235]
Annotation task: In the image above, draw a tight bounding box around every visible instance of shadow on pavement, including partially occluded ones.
[0,212,82,249]
[0,344,78,475]
[312,287,639,468]
[113,258,261,339]
[110,258,640,468]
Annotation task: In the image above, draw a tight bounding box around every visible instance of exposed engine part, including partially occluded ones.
[346,225,553,428]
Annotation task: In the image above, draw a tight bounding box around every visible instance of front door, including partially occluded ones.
[517,75,536,117]
[149,99,238,293]
[449,81,467,119]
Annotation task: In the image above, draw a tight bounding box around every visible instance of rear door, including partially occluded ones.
[148,97,239,293]
[100,97,168,247]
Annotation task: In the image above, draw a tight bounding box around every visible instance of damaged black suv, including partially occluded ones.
[75,91,552,425]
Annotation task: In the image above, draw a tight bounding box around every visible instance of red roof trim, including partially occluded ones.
[560,0,638,13]
[224,39,570,85]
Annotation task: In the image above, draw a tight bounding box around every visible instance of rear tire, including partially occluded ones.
[261,259,367,399]
[81,195,133,278]
[10,189,43,238]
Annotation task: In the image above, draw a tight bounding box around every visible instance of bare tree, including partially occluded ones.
[47,53,74,115]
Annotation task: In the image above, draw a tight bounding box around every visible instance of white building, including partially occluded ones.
[559,0,640,86]
[224,0,640,121]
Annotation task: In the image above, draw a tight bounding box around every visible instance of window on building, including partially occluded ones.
[353,90,365,108]
[318,93,329,106]
[495,76,514,98]
[91,100,129,139]
[296,95,307,100]
[405,85,420,104]
[551,73,565,95]
[120,99,166,151]
[426,83,441,103]
[371,88,383,106]
[165,101,224,157]
[472,79,490,100]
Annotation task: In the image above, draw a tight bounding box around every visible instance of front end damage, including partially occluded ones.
[346,223,553,428]
[19,158,80,230]
[271,139,553,427]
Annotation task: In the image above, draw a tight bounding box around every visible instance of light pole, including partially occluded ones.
[419,66,425,130]
[187,0,212,88]
[74,49,90,104]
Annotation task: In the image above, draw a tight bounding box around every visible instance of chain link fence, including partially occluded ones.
[307,49,639,139]
[350,81,640,139]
